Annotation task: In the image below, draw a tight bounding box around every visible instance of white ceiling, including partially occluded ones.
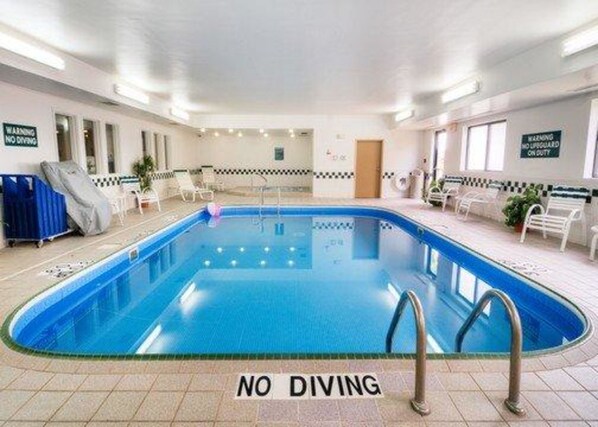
[1,0,598,114]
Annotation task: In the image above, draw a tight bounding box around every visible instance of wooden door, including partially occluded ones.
[355,140,382,198]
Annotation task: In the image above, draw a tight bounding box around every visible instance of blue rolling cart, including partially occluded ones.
[1,174,71,248]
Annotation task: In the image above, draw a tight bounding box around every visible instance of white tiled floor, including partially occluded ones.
[0,193,597,425]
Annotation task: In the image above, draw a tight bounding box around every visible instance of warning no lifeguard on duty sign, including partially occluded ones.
[235,373,383,400]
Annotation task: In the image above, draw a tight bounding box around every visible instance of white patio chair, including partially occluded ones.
[174,169,214,202]
[590,225,598,261]
[120,177,161,215]
[520,185,589,252]
[426,176,462,211]
[201,165,225,191]
[455,180,503,220]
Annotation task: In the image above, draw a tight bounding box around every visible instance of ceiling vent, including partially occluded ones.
[100,100,120,107]
[569,83,598,93]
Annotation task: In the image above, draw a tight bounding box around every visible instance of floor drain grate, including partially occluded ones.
[40,261,93,279]
[499,259,549,276]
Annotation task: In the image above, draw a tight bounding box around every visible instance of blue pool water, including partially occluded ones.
[8,207,586,356]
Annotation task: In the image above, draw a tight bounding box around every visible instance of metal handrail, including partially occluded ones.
[385,290,430,416]
[455,289,526,416]
[251,173,268,191]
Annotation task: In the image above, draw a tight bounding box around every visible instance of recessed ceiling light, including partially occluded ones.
[288,129,294,133]
[264,133,269,137]
[214,131,220,137]
[237,131,243,137]
[562,24,598,57]
[394,109,414,122]
[0,31,65,70]
[200,128,206,132]
[259,128,265,133]
[114,84,150,104]
[290,133,295,138]
[228,128,234,133]
[441,80,480,104]
[170,107,189,121]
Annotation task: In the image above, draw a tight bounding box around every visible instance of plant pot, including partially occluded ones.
[514,223,524,233]
[141,201,149,209]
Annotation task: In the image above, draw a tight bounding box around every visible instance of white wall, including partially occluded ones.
[198,132,313,188]
[0,80,199,246]
[194,114,423,198]
[424,93,598,246]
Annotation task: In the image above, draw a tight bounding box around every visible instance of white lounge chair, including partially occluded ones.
[590,225,598,261]
[520,185,589,252]
[426,176,462,211]
[174,169,214,202]
[201,165,225,191]
[455,180,503,220]
[121,177,161,214]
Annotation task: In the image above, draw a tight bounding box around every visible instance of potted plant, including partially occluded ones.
[132,155,155,208]
[502,184,542,233]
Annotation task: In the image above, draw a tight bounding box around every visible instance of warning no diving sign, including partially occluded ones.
[235,373,383,400]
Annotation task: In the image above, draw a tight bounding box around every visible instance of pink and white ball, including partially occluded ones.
[207,202,222,217]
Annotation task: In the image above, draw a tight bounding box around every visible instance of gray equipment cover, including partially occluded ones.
[41,161,112,236]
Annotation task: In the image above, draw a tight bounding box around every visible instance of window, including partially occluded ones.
[83,119,99,174]
[432,130,447,180]
[141,131,150,157]
[105,123,118,174]
[465,121,506,171]
[153,133,161,166]
[55,114,74,162]
[593,131,598,178]
[164,135,172,170]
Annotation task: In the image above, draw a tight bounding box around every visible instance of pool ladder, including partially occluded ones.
[386,289,525,416]
[455,289,526,416]
[386,290,430,416]
[252,174,281,216]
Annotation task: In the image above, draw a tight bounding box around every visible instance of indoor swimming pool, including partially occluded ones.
[5,206,588,357]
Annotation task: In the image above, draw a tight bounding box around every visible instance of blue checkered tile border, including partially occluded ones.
[458,176,596,204]
[213,168,311,176]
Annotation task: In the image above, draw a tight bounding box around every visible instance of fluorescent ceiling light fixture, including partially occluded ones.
[441,80,479,104]
[228,128,234,133]
[259,128,265,133]
[136,324,162,354]
[263,133,269,137]
[200,127,206,132]
[114,84,149,104]
[394,109,414,122]
[562,25,598,56]
[288,129,294,133]
[170,107,189,121]
[214,132,219,137]
[179,282,196,304]
[0,32,65,70]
